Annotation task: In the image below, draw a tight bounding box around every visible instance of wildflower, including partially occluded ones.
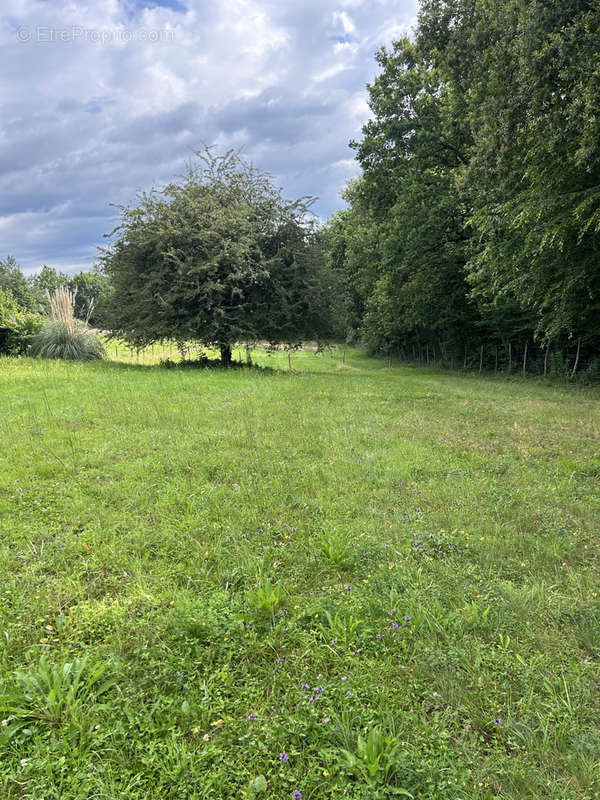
[493,718,502,726]
[281,610,288,616]
[20,758,28,766]
[432,692,439,698]
[392,622,399,630]
[279,752,289,762]
[1,719,8,726]
[309,694,318,702]
[301,683,310,691]
[341,675,347,681]
[346,690,352,696]
[293,792,302,800]
[323,717,330,723]
[345,585,352,591]
[314,685,323,693]
[203,733,210,741]
[277,657,284,664]
[390,609,397,616]
[404,615,411,623]
[375,633,381,639]
[248,713,257,721]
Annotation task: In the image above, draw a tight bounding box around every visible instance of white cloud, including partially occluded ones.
[0,0,418,271]
[332,10,356,34]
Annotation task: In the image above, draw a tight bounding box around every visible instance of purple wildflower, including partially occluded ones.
[345,585,352,591]
[279,752,289,762]
[404,615,411,623]
[314,685,323,694]
[493,718,502,726]
[392,622,399,630]
[390,609,397,616]
[309,694,318,702]
[346,690,352,696]
[248,713,257,721]
[300,682,310,691]
[293,792,302,800]
[277,657,284,664]
[375,633,381,639]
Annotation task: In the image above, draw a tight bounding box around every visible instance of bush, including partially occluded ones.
[31,318,106,361]
[29,286,106,361]
[0,287,43,356]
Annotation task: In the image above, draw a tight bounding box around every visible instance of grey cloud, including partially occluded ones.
[0,0,417,272]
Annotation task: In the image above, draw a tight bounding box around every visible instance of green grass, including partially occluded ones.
[0,348,599,799]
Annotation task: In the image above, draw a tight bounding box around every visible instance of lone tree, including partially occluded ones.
[100,149,334,363]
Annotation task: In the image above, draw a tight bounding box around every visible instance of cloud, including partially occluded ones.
[0,0,418,273]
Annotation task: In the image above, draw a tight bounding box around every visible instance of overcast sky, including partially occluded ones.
[1,0,417,274]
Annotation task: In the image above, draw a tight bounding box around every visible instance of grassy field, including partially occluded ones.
[0,348,599,799]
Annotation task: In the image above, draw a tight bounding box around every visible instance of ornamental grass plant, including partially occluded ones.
[31,286,105,361]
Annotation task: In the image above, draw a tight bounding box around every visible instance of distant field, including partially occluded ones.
[0,349,598,799]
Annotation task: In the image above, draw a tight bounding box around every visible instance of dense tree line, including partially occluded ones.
[0,256,110,327]
[328,0,600,378]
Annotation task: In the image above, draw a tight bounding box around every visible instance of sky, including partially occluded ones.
[1,0,418,275]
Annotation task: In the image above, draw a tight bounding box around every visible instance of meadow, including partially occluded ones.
[0,348,598,799]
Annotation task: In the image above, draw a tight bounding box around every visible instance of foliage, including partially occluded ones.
[0,287,42,356]
[30,287,106,361]
[30,318,106,361]
[339,727,413,795]
[0,655,115,736]
[100,148,337,363]
[330,1,600,374]
[0,255,38,311]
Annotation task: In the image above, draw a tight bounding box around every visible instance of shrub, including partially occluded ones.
[30,286,106,361]
[0,287,42,356]
[31,318,106,361]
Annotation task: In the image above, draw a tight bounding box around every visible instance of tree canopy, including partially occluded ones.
[328,0,600,376]
[100,149,335,363]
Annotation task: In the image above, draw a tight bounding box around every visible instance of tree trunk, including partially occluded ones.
[544,341,550,376]
[463,344,467,370]
[220,343,232,366]
[522,341,528,377]
[494,346,498,374]
[571,337,581,378]
[479,345,483,373]
[508,342,512,372]
[245,345,252,366]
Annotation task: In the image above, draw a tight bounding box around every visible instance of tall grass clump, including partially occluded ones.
[31,287,105,361]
